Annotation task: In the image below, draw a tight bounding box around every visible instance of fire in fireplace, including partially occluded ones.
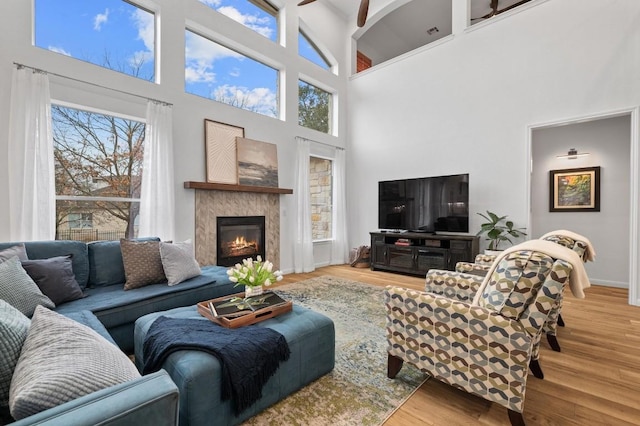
[216,216,266,266]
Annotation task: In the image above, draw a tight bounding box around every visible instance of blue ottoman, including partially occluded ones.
[134,304,335,426]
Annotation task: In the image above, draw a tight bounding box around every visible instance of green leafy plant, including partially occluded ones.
[476,211,527,251]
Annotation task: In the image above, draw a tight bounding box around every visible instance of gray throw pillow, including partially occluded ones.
[0,257,55,316]
[159,240,202,286]
[9,306,141,420]
[120,239,167,290]
[0,300,30,410]
[0,244,28,263]
[21,256,84,305]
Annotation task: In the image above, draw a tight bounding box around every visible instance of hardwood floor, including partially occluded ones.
[277,265,640,426]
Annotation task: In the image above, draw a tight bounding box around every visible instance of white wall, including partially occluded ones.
[346,0,640,281]
[531,115,631,287]
[0,0,349,272]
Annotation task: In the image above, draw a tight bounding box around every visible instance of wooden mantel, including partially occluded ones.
[184,181,293,195]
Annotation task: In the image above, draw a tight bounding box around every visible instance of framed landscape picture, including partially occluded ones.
[204,119,244,184]
[549,166,601,212]
[236,137,279,187]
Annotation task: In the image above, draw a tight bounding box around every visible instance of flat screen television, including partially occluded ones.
[378,174,469,233]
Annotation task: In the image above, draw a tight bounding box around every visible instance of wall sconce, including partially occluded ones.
[556,148,590,159]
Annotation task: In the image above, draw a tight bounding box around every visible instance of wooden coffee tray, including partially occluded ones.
[197,291,292,328]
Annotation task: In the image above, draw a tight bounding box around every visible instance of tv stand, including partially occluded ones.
[370,231,479,276]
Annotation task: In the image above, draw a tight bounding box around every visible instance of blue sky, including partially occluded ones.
[35,0,329,117]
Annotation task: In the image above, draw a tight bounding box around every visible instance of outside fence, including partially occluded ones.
[56,229,127,242]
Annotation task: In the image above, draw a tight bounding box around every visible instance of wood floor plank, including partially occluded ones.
[280,265,640,425]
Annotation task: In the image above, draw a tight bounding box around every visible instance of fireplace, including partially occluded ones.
[216,216,266,266]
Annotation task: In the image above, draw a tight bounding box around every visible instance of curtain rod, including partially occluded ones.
[297,136,345,151]
[13,62,172,107]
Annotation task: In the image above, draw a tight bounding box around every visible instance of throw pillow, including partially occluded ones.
[21,256,84,305]
[9,306,141,420]
[0,257,55,316]
[159,240,202,286]
[0,300,30,410]
[0,244,28,263]
[120,239,166,290]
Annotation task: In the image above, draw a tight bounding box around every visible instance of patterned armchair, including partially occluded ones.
[385,250,573,426]
[454,231,594,352]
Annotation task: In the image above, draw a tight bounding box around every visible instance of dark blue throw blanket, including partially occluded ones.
[142,316,290,415]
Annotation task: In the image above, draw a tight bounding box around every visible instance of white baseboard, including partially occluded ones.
[590,279,628,288]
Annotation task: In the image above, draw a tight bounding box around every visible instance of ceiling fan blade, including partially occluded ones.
[357,0,369,27]
[297,0,317,5]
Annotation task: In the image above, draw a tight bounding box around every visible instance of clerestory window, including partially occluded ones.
[198,0,279,43]
[34,0,156,82]
[298,80,332,134]
[185,30,279,118]
[298,29,330,70]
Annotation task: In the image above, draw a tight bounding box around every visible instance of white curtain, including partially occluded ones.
[7,67,55,241]
[293,137,315,273]
[330,147,349,264]
[138,101,175,241]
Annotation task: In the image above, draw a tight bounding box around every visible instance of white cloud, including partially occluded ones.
[229,68,240,78]
[131,9,154,54]
[185,31,241,83]
[93,9,109,31]
[213,85,277,117]
[48,46,71,56]
[216,6,273,39]
[198,0,222,6]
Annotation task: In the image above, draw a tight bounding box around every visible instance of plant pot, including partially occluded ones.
[244,285,263,298]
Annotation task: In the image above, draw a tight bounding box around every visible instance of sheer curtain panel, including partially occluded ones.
[330,147,348,264]
[138,101,175,241]
[293,137,315,273]
[7,67,55,241]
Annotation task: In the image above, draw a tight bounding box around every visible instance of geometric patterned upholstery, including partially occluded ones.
[541,235,588,262]
[477,251,555,320]
[385,250,572,417]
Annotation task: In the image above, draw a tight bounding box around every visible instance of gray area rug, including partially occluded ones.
[242,276,428,426]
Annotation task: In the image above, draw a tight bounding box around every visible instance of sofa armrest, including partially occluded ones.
[10,370,178,426]
[424,269,483,302]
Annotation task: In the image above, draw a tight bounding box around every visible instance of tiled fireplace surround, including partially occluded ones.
[193,189,280,268]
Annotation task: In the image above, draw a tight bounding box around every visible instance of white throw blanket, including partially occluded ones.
[471,240,591,306]
[539,229,596,262]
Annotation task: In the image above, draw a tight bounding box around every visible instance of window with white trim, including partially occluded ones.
[52,104,144,241]
[298,29,330,70]
[198,0,279,42]
[34,0,156,82]
[310,156,333,240]
[299,80,331,134]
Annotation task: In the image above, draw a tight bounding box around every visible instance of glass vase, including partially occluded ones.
[245,284,263,298]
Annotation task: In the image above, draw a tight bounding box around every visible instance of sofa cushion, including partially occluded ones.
[160,240,202,286]
[0,244,28,262]
[87,238,161,288]
[13,241,90,290]
[0,256,55,316]
[0,299,30,410]
[121,239,167,290]
[477,251,554,320]
[21,255,85,305]
[9,306,141,420]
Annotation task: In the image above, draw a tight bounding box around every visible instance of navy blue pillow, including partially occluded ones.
[21,256,85,305]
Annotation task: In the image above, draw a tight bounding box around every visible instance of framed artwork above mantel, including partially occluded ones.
[549,166,601,212]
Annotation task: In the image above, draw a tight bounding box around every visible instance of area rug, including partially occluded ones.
[242,276,428,426]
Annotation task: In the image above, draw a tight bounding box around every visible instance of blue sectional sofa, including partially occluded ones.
[1,238,240,425]
[0,238,237,353]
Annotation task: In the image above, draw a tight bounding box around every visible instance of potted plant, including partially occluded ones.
[476,211,527,255]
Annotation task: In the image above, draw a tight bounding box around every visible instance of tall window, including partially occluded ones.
[52,104,144,241]
[298,29,330,70]
[299,80,331,134]
[198,0,278,42]
[310,156,333,240]
[185,30,279,118]
[34,0,155,82]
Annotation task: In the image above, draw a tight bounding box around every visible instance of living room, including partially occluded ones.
[0,0,639,425]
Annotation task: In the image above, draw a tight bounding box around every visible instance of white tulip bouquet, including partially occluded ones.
[226,256,283,289]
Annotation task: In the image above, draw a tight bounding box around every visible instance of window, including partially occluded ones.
[34,0,155,82]
[52,104,144,241]
[198,0,278,42]
[298,29,330,70]
[68,213,93,229]
[299,80,331,134]
[185,30,279,118]
[310,156,333,240]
